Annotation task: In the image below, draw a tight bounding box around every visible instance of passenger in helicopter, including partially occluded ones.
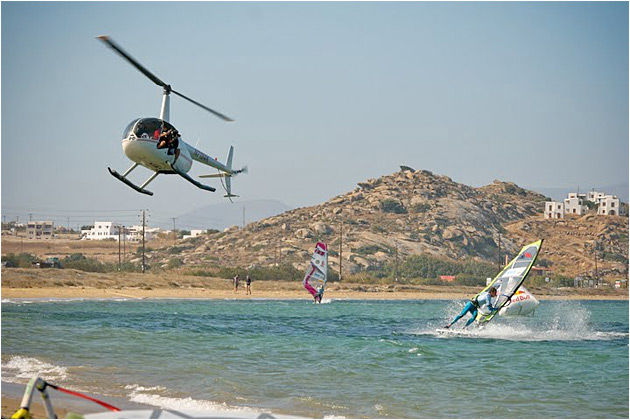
[157,128,180,162]
[156,128,172,149]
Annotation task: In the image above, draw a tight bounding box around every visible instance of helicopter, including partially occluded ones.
[97,35,246,198]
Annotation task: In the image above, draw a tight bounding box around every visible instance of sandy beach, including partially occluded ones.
[1,268,628,301]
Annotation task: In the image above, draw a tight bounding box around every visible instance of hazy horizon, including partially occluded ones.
[2,2,628,229]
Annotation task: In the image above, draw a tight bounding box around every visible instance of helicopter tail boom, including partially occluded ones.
[196,145,247,199]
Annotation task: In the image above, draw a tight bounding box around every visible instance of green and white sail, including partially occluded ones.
[475,239,543,324]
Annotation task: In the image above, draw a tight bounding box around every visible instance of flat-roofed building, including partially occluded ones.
[27,221,54,240]
[564,194,586,216]
[544,201,564,219]
[598,195,622,216]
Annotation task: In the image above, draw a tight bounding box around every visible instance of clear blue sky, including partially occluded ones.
[2,1,628,228]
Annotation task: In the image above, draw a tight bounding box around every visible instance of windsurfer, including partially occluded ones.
[314,285,324,303]
[444,287,498,328]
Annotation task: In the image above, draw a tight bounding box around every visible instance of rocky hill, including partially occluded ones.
[147,167,625,278]
[504,214,628,279]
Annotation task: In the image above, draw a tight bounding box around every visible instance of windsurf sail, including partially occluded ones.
[475,239,543,324]
[303,242,328,302]
[498,285,539,317]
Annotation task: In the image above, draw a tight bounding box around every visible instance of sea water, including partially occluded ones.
[1,298,628,418]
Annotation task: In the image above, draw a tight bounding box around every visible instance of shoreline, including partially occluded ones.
[2,286,628,300]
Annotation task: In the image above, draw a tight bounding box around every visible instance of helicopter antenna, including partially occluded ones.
[96,35,234,122]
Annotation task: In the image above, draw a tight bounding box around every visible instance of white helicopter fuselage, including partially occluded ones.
[122,134,193,173]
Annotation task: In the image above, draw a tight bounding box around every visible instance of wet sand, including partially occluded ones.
[2,286,628,301]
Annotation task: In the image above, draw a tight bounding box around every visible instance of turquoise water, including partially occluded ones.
[2,298,628,418]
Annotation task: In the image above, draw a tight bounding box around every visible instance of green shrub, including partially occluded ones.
[167,258,184,269]
[355,245,387,256]
[62,253,111,273]
[412,203,431,213]
[2,253,38,268]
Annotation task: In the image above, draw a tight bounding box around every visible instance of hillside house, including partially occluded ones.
[544,190,625,218]
[183,229,205,240]
[597,195,621,216]
[27,221,54,240]
[564,193,586,216]
[544,201,565,219]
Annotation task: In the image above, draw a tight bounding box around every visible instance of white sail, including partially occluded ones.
[498,285,540,316]
[303,242,328,301]
[475,239,543,324]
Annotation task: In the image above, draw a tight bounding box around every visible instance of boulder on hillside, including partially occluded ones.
[295,228,313,239]
[442,226,463,240]
[310,222,331,235]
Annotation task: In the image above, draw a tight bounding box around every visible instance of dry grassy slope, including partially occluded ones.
[504,214,628,279]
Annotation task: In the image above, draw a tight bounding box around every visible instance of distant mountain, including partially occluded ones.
[175,199,292,231]
[527,182,629,203]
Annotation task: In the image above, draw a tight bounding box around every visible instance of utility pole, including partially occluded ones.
[172,217,177,247]
[593,242,599,286]
[118,225,121,271]
[122,226,126,263]
[394,241,399,283]
[339,221,343,282]
[142,210,146,274]
[497,232,502,271]
[28,213,33,222]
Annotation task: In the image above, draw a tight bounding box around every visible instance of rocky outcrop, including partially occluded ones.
[143,168,627,280]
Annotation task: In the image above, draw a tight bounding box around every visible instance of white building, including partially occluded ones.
[81,222,121,240]
[564,193,586,216]
[183,229,206,240]
[27,221,54,240]
[544,190,625,218]
[598,195,622,216]
[544,201,565,219]
[587,191,606,203]
[81,222,161,241]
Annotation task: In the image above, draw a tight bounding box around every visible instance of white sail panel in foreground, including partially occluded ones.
[475,239,543,324]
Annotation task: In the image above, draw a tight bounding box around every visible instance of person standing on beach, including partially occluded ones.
[246,275,252,295]
[233,274,240,293]
[444,287,498,329]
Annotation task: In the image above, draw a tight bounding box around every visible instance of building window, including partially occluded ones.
[611,202,615,207]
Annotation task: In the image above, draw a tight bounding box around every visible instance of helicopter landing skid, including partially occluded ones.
[108,167,154,196]
[169,163,216,192]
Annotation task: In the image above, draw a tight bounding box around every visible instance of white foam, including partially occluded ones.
[127,390,250,414]
[1,356,68,383]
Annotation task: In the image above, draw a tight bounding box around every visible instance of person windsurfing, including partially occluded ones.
[444,287,498,329]
[314,285,324,303]
[303,242,328,304]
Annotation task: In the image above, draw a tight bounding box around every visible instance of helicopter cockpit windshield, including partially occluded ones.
[122,118,176,140]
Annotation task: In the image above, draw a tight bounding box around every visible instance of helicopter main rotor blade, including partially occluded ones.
[96,35,168,89]
[97,35,234,122]
[172,89,234,122]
